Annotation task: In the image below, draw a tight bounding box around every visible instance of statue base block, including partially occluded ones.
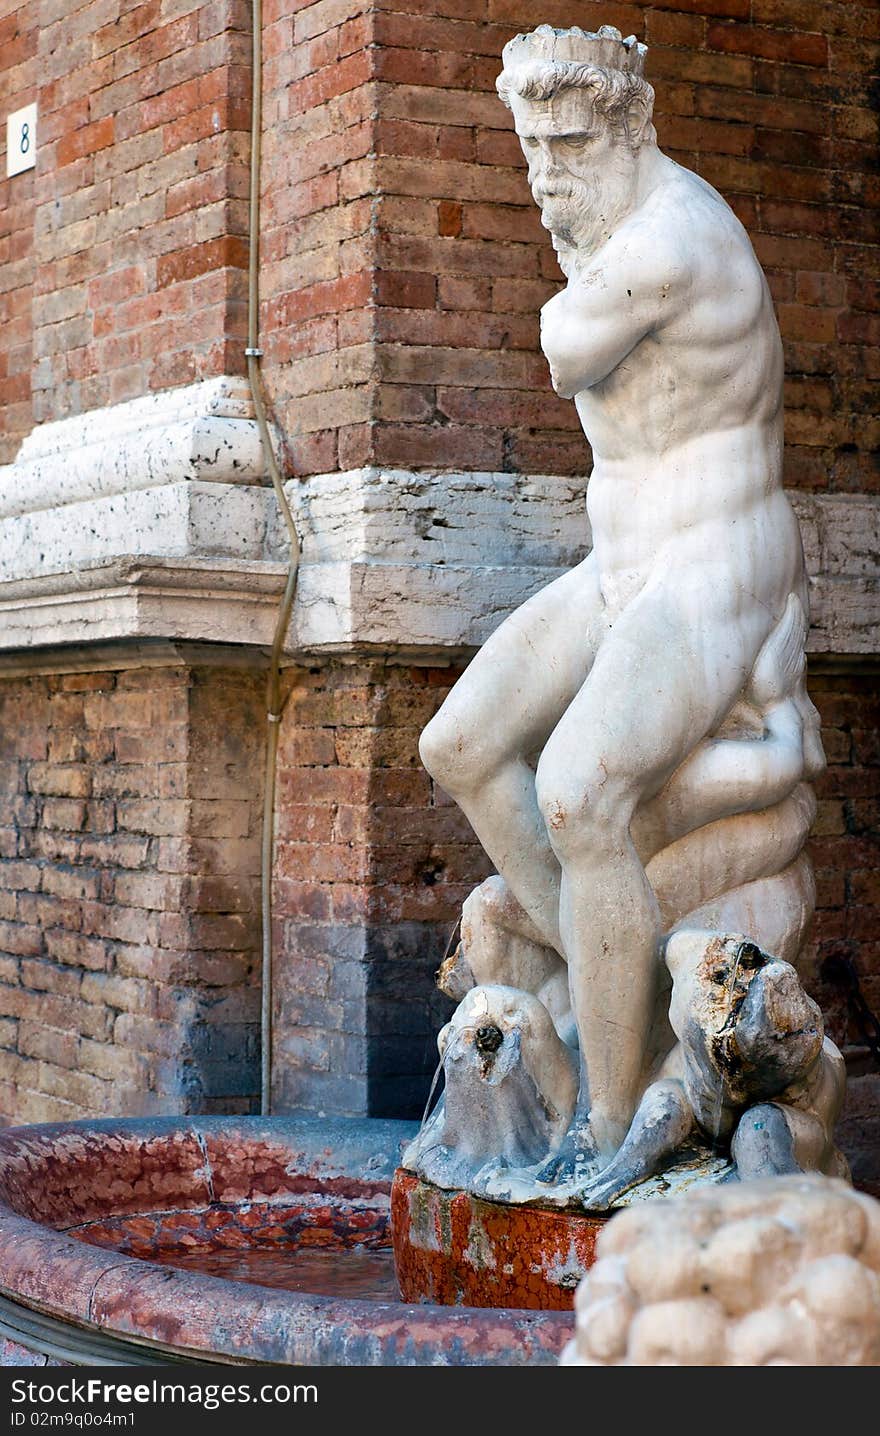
[391,1169,607,1310]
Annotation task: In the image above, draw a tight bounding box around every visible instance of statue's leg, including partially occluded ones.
[419,553,606,952]
[534,568,774,1169]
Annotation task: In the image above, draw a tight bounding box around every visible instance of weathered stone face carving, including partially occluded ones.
[411,985,578,1194]
[403,24,841,1209]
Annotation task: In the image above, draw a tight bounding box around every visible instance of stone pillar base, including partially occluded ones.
[391,1169,606,1310]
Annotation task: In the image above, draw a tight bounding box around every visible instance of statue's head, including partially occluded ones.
[674,935,825,1109]
[497,25,656,264]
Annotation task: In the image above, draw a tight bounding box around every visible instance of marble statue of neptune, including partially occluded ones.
[418,25,825,1188]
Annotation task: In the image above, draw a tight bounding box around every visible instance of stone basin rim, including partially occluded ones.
[0,1116,573,1367]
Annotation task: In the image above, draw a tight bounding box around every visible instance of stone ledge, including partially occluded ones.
[0,481,271,585]
[293,557,566,654]
[0,378,270,519]
[0,558,286,653]
[0,459,875,660]
[0,637,272,678]
[284,467,589,569]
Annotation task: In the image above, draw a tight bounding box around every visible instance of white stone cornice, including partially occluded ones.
[791,492,880,656]
[0,557,287,652]
[0,481,271,584]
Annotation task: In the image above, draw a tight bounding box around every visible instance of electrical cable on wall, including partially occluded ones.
[247,0,303,1116]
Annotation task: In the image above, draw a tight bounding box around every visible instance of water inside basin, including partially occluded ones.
[149,1244,400,1301]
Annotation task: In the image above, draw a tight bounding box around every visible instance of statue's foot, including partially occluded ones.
[574,1176,621,1213]
[535,1124,599,1187]
[575,1156,644,1212]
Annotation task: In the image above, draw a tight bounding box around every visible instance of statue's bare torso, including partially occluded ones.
[544,157,800,625]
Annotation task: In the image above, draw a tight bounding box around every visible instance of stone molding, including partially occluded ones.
[285,467,589,569]
[0,377,269,520]
[0,481,272,587]
[0,557,286,654]
[284,466,586,655]
[792,491,880,657]
[0,399,875,660]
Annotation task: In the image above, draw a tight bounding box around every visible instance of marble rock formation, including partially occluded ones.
[560,1176,880,1366]
[403,23,839,1207]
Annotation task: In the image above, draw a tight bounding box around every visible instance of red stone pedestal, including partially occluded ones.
[391,1169,608,1310]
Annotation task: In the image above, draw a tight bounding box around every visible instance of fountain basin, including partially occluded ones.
[0,1117,572,1366]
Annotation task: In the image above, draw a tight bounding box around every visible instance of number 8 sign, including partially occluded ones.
[6,104,36,178]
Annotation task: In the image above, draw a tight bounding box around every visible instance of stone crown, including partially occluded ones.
[500,24,648,79]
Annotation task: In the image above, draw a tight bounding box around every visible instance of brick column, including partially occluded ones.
[271,662,490,1117]
[0,661,264,1123]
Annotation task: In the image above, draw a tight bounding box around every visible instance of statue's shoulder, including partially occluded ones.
[594,193,694,302]
[650,162,758,260]
[630,164,763,300]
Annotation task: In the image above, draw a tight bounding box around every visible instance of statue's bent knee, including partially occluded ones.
[419,704,486,797]
[535,754,628,856]
[418,707,462,788]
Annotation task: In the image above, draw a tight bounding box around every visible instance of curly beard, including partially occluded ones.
[534,154,638,276]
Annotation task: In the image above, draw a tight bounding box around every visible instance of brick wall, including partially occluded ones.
[809,668,880,1189]
[3,2,877,483]
[259,0,879,495]
[0,1,37,461]
[0,655,492,1124]
[808,671,880,1044]
[272,660,490,1116]
[0,662,264,1124]
[0,0,252,458]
